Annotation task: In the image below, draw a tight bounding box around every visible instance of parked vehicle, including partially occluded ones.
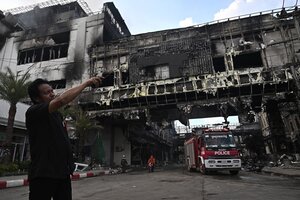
[184,128,241,175]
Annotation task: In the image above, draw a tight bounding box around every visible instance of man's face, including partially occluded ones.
[36,84,55,103]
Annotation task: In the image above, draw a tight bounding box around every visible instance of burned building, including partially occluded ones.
[1,1,300,164]
[82,5,300,159]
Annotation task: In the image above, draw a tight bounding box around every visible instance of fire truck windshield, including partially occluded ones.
[204,133,236,148]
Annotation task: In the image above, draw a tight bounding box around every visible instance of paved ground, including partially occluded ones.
[1,166,300,200]
[1,164,300,189]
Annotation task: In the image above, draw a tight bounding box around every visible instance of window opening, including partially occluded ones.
[101,72,114,87]
[233,51,263,69]
[48,79,66,89]
[17,32,70,65]
[142,64,170,81]
[213,57,226,72]
[121,72,129,84]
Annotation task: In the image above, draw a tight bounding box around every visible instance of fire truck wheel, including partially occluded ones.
[186,165,192,172]
[229,170,239,175]
[200,165,207,175]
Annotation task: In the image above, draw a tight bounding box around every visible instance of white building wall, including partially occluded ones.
[0,14,105,87]
[0,37,15,72]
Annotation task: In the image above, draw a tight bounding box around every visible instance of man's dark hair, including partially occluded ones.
[28,78,49,104]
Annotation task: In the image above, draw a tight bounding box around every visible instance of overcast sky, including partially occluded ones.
[1,0,298,34]
[1,0,296,125]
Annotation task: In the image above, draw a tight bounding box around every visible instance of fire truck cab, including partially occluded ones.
[184,128,241,175]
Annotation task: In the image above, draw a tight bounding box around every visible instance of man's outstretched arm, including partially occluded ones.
[49,77,102,113]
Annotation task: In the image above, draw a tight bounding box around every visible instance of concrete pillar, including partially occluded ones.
[110,125,115,167]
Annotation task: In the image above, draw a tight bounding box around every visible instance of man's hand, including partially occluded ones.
[87,76,104,88]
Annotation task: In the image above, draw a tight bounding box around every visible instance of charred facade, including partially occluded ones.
[84,6,300,159]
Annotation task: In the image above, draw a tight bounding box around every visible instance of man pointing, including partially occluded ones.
[26,76,102,200]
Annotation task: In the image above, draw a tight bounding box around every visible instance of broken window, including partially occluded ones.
[155,65,169,79]
[17,32,70,65]
[101,72,114,87]
[233,51,263,69]
[142,64,170,81]
[213,56,226,72]
[122,71,129,84]
[48,79,66,89]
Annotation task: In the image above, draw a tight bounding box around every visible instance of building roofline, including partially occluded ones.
[3,0,93,16]
[102,2,131,36]
[130,4,300,36]
[194,4,300,28]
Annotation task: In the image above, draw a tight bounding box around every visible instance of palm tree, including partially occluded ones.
[61,106,103,162]
[0,67,31,150]
[75,109,94,162]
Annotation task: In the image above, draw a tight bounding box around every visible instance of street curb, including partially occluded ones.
[261,171,298,178]
[0,169,118,189]
[261,169,300,178]
[0,179,29,189]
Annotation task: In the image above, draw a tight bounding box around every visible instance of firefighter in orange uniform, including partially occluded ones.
[147,155,156,172]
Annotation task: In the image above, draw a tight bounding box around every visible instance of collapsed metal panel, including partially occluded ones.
[79,65,295,112]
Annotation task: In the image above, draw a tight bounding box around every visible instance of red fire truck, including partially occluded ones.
[184,128,241,175]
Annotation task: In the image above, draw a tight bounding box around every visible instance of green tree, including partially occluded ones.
[0,68,31,151]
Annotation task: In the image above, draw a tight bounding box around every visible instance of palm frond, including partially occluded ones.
[0,67,31,104]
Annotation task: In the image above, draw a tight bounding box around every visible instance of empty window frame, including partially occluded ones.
[155,65,169,79]
[233,51,263,69]
[122,71,129,84]
[213,56,226,72]
[17,32,70,65]
[142,64,170,81]
[48,79,66,89]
